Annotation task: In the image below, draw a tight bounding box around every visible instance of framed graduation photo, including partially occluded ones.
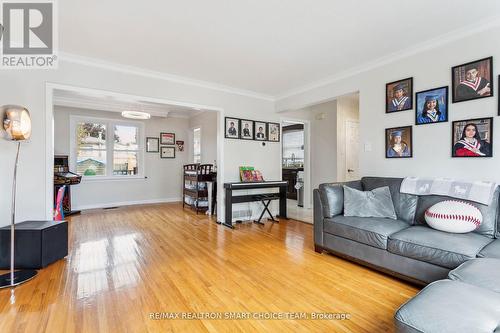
[225,117,240,139]
[239,119,254,140]
[452,117,493,158]
[386,78,413,113]
[254,121,267,141]
[452,57,493,103]
[385,126,412,158]
[415,86,448,125]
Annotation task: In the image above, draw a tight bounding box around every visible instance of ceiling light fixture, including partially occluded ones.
[121,111,151,120]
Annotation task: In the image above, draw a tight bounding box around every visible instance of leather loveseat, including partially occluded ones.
[313,177,500,284]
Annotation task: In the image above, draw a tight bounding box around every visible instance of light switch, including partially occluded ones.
[364,142,372,152]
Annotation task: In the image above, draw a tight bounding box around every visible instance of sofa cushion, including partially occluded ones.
[478,239,500,259]
[414,186,500,238]
[343,186,397,219]
[388,226,492,269]
[395,280,500,333]
[319,181,362,217]
[361,177,418,224]
[324,216,409,250]
[449,258,500,293]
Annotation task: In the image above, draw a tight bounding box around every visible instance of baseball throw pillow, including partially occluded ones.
[424,200,482,233]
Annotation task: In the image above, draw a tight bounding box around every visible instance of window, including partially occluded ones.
[71,116,144,179]
[193,127,201,163]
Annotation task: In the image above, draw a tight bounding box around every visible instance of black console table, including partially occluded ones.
[220,181,288,228]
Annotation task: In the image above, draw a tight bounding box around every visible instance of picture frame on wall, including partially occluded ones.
[415,86,448,125]
[225,117,240,139]
[386,77,413,113]
[452,117,493,158]
[160,132,175,145]
[385,126,413,158]
[160,146,176,159]
[452,56,493,103]
[254,121,267,141]
[146,137,159,152]
[239,119,254,140]
[268,122,280,142]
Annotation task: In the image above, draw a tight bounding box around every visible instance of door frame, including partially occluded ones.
[344,119,360,182]
[45,82,225,219]
[279,117,312,209]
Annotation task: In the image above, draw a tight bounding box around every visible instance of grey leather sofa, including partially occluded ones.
[314,177,500,285]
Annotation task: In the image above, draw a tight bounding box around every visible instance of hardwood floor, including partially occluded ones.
[0,203,418,332]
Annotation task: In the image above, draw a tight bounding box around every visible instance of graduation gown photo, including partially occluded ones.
[456,77,490,100]
[453,138,491,157]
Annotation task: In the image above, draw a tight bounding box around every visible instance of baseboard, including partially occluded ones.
[73,197,182,211]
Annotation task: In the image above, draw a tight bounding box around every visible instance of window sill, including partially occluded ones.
[81,176,147,183]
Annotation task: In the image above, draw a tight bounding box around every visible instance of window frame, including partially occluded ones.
[70,115,145,182]
[193,127,201,163]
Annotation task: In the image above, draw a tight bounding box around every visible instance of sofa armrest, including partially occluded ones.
[318,180,362,218]
[313,189,324,248]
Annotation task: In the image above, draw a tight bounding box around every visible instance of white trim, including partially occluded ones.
[69,115,145,179]
[73,197,182,211]
[279,118,312,210]
[46,83,225,222]
[276,15,500,101]
[60,52,275,102]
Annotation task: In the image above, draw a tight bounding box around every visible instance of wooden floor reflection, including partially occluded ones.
[0,203,418,332]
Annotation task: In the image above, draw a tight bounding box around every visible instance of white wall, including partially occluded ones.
[188,111,218,164]
[336,94,360,182]
[0,59,280,228]
[54,106,190,209]
[282,100,338,190]
[277,25,500,184]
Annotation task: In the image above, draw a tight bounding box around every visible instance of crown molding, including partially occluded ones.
[59,52,276,102]
[276,15,500,101]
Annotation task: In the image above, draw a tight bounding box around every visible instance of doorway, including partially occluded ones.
[45,83,225,218]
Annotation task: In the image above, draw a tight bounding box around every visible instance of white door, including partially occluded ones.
[345,120,360,181]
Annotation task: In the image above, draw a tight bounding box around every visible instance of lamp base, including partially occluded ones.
[0,270,37,289]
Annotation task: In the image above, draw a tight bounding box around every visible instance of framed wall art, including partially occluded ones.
[452,117,493,157]
[160,132,175,145]
[268,122,280,142]
[146,137,159,152]
[254,121,267,141]
[415,86,448,125]
[239,119,254,140]
[160,146,176,159]
[452,57,493,103]
[385,126,413,158]
[386,77,413,113]
[225,117,240,139]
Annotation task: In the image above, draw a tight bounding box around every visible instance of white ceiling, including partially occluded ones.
[53,89,204,118]
[60,0,500,98]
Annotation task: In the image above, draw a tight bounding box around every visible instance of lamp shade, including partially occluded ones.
[1,105,32,141]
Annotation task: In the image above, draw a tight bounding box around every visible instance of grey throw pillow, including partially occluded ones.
[343,185,397,219]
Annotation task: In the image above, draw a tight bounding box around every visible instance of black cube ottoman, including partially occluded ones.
[0,220,68,269]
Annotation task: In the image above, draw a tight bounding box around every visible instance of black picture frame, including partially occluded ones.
[386,77,413,113]
[451,56,494,103]
[239,119,254,140]
[451,117,493,158]
[146,137,159,152]
[385,126,413,158]
[267,122,281,142]
[415,86,449,125]
[254,121,267,141]
[224,117,240,139]
[160,132,175,145]
[160,146,176,159]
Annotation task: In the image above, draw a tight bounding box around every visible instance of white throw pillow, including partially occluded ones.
[424,200,482,233]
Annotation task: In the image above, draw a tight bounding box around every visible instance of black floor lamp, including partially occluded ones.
[0,105,37,289]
